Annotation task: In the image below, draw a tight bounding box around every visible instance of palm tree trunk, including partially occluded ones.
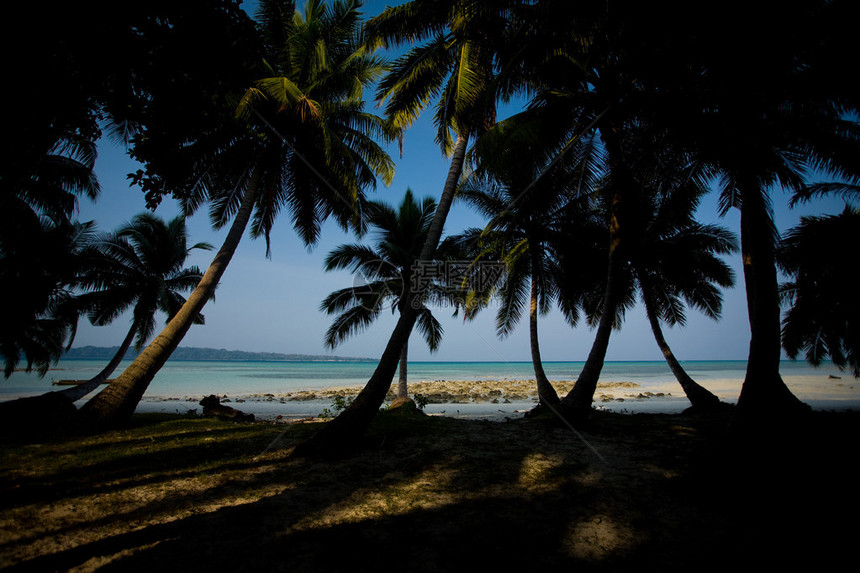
[735,181,809,421]
[0,316,137,418]
[641,294,720,410]
[559,123,629,422]
[560,289,616,420]
[293,134,470,456]
[79,167,263,428]
[397,338,409,399]
[529,262,559,407]
[294,306,420,456]
[60,320,139,403]
[418,135,469,262]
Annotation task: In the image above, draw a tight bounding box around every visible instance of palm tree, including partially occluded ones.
[294,0,524,455]
[474,0,698,422]
[626,165,738,411]
[1,135,101,376]
[472,0,855,424]
[63,213,212,402]
[80,0,396,428]
[0,214,210,434]
[453,138,591,409]
[670,1,860,421]
[0,218,95,378]
[529,147,732,413]
[321,189,446,401]
[778,206,860,378]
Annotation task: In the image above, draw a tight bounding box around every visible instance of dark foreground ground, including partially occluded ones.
[1,406,857,572]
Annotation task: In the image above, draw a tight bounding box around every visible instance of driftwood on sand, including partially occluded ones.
[199,395,255,422]
[52,379,114,386]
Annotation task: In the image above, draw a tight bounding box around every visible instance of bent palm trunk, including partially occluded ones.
[294,134,470,456]
[529,269,559,407]
[0,317,139,433]
[397,338,409,399]
[294,306,420,456]
[79,168,262,428]
[559,124,629,422]
[735,182,809,421]
[61,320,140,403]
[642,297,720,411]
[559,286,617,420]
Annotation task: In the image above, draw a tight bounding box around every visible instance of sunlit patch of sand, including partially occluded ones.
[517,452,568,491]
[563,514,636,561]
[286,465,463,532]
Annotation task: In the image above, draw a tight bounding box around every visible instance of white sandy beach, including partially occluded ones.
[133,373,860,422]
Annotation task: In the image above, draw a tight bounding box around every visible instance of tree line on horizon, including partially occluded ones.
[62,346,376,362]
[1,0,858,453]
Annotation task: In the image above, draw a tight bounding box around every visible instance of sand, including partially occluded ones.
[134,373,860,421]
[2,406,858,571]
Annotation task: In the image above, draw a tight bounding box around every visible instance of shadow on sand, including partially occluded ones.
[2,410,858,572]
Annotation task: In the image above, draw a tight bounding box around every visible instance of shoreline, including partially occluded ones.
[2,369,857,422]
[136,379,670,421]
[131,375,860,422]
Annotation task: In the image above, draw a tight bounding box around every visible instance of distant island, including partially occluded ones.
[64,346,376,363]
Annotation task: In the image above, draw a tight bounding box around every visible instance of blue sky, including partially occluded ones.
[69,0,850,362]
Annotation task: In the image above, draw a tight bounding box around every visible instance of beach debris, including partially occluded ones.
[288,391,319,401]
[829,375,842,380]
[199,395,255,422]
[53,379,113,386]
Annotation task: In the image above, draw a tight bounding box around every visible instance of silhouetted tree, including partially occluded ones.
[778,206,860,378]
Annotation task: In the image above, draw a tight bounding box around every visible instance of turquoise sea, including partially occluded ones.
[2,359,857,419]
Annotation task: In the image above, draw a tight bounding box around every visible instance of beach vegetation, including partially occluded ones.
[2,0,264,379]
[413,393,430,410]
[486,1,696,422]
[320,395,354,420]
[291,0,860,454]
[422,0,860,429]
[443,0,734,424]
[455,117,738,414]
[2,0,858,457]
[3,1,860,565]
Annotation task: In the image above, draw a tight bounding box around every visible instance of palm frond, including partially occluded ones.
[323,303,382,348]
[416,307,444,352]
[376,36,454,132]
[494,257,530,338]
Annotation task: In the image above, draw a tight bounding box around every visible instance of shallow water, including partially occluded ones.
[3,359,857,421]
